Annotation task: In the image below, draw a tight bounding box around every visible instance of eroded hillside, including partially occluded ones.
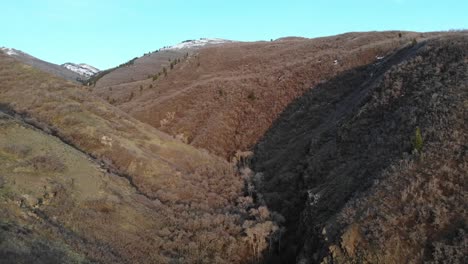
[0,52,276,263]
[253,34,467,263]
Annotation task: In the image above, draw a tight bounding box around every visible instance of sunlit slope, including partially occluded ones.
[0,52,276,263]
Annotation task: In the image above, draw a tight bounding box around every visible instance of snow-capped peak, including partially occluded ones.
[160,38,233,51]
[61,63,100,78]
[1,47,20,56]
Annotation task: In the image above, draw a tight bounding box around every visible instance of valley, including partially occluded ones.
[0,31,466,264]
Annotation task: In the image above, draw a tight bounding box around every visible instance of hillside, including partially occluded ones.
[253,34,467,263]
[93,31,437,158]
[0,53,276,263]
[0,31,466,264]
[0,47,97,82]
[92,38,234,88]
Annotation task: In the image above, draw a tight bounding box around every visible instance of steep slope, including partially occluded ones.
[0,53,276,263]
[0,47,92,83]
[93,31,435,158]
[252,34,467,263]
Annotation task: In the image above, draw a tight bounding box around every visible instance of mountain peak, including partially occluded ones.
[1,47,21,56]
[160,38,234,51]
[61,62,100,78]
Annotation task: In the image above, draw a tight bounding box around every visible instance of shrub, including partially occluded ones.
[29,155,65,172]
[247,91,256,101]
[413,127,423,152]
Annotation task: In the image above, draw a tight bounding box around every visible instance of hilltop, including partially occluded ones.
[61,63,100,78]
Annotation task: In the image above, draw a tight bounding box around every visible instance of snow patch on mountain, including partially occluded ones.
[1,47,20,56]
[62,63,100,77]
[160,38,233,50]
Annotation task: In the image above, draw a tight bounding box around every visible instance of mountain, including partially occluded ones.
[90,30,466,263]
[61,62,100,78]
[0,31,466,264]
[92,31,427,158]
[0,47,97,82]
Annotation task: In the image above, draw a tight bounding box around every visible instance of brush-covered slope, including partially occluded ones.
[253,34,467,263]
[90,49,188,88]
[93,31,437,158]
[91,39,233,88]
[0,53,277,263]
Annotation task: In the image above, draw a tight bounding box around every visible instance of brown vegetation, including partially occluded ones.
[0,52,276,263]
[253,34,467,263]
[1,31,466,264]
[94,31,438,158]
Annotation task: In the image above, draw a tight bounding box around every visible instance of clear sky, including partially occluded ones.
[1,0,466,69]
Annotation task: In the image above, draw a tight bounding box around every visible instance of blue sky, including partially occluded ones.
[1,0,466,69]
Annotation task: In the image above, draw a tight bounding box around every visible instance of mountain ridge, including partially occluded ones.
[0,46,98,82]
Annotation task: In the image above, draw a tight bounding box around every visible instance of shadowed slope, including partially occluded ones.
[253,34,467,263]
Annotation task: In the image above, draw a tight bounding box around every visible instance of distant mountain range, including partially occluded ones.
[0,47,99,82]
